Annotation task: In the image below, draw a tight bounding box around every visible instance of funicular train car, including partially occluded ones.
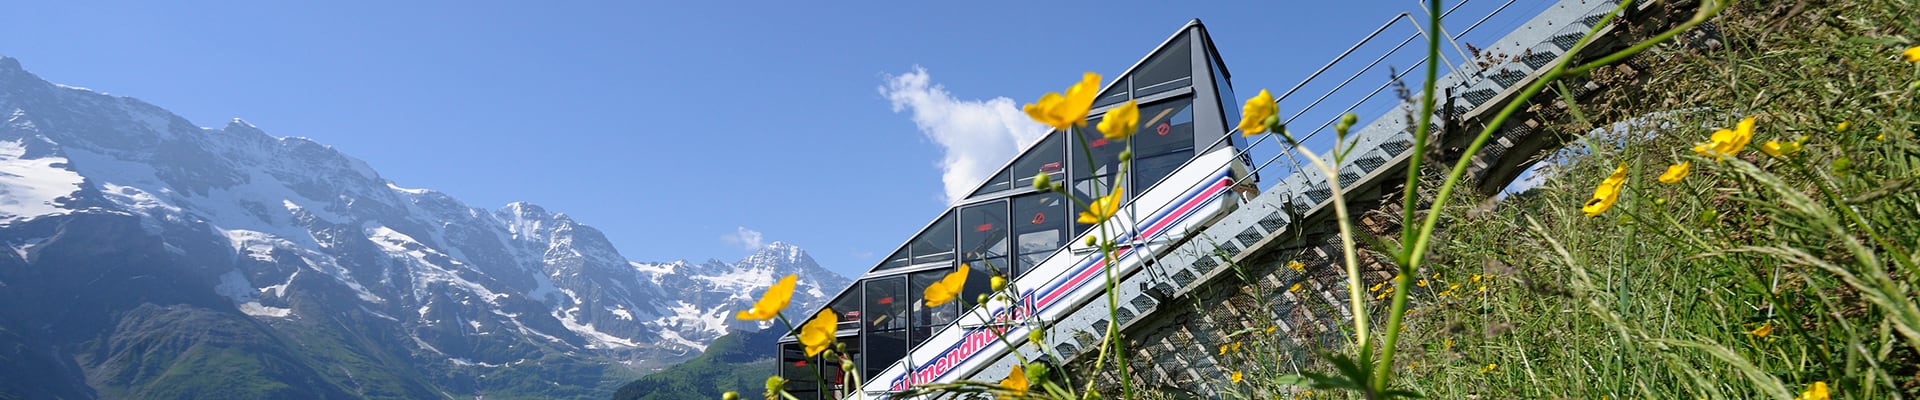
[777,20,1252,399]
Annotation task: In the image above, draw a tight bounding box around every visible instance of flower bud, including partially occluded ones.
[1832,157,1853,174]
[835,342,847,353]
[765,376,787,392]
[991,276,1008,291]
[1119,148,1133,162]
[976,293,990,305]
[1032,172,1052,190]
[841,359,855,371]
[1335,113,1358,137]
[1653,198,1667,206]
[1026,361,1052,383]
[1085,235,1097,246]
[1028,329,1046,344]
[723,391,741,400]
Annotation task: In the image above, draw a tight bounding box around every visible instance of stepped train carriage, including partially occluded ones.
[777,20,1254,399]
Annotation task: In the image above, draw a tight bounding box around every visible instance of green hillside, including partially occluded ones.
[611,329,781,400]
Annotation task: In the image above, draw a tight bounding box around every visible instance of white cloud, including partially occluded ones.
[721,226,764,250]
[880,66,1049,204]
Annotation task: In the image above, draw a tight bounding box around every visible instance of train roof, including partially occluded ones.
[853,20,1242,281]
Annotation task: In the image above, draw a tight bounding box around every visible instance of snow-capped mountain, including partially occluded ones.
[0,55,849,399]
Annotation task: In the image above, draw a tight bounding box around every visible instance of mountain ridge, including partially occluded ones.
[0,54,847,398]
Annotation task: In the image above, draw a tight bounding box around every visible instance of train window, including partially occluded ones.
[780,342,818,400]
[908,269,958,346]
[1133,33,1193,98]
[861,275,909,379]
[1072,114,1126,180]
[1011,131,1066,191]
[864,276,907,332]
[969,167,1012,198]
[1093,76,1130,109]
[865,330,908,378]
[959,201,1010,276]
[1072,112,1126,236]
[878,246,910,271]
[1135,150,1194,194]
[1071,174,1120,236]
[828,338,860,398]
[909,213,956,265]
[1011,192,1067,276]
[826,282,862,330]
[1132,98,1196,159]
[1212,58,1241,142]
[961,262,994,311]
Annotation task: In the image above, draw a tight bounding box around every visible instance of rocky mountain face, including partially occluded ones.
[0,55,848,399]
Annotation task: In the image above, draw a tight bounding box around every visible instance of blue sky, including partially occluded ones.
[0,1,1552,278]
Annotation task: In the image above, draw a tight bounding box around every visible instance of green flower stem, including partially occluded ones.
[1280,135,1371,358]
[1065,125,1134,400]
[1394,0,1442,265]
[1374,0,1446,392]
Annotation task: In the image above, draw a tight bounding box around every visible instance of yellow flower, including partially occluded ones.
[1370,282,1384,292]
[1266,325,1278,333]
[1375,292,1388,300]
[1693,117,1757,159]
[1219,344,1229,355]
[1288,282,1303,293]
[1471,274,1482,283]
[1097,100,1140,140]
[1582,163,1629,217]
[1657,162,1690,184]
[1024,72,1102,129]
[1077,185,1124,224]
[923,264,970,307]
[1288,260,1305,272]
[1836,122,1850,132]
[1237,89,1278,136]
[1444,339,1455,350]
[1750,322,1774,338]
[999,364,1029,395]
[1416,279,1428,287]
[1479,363,1498,374]
[1905,46,1920,63]
[1231,370,1244,383]
[1760,138,1804,157]
[1231,341,1243,352]
[735,274,798,321]
[799,309,837,356]
[1796,381,1829,400]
